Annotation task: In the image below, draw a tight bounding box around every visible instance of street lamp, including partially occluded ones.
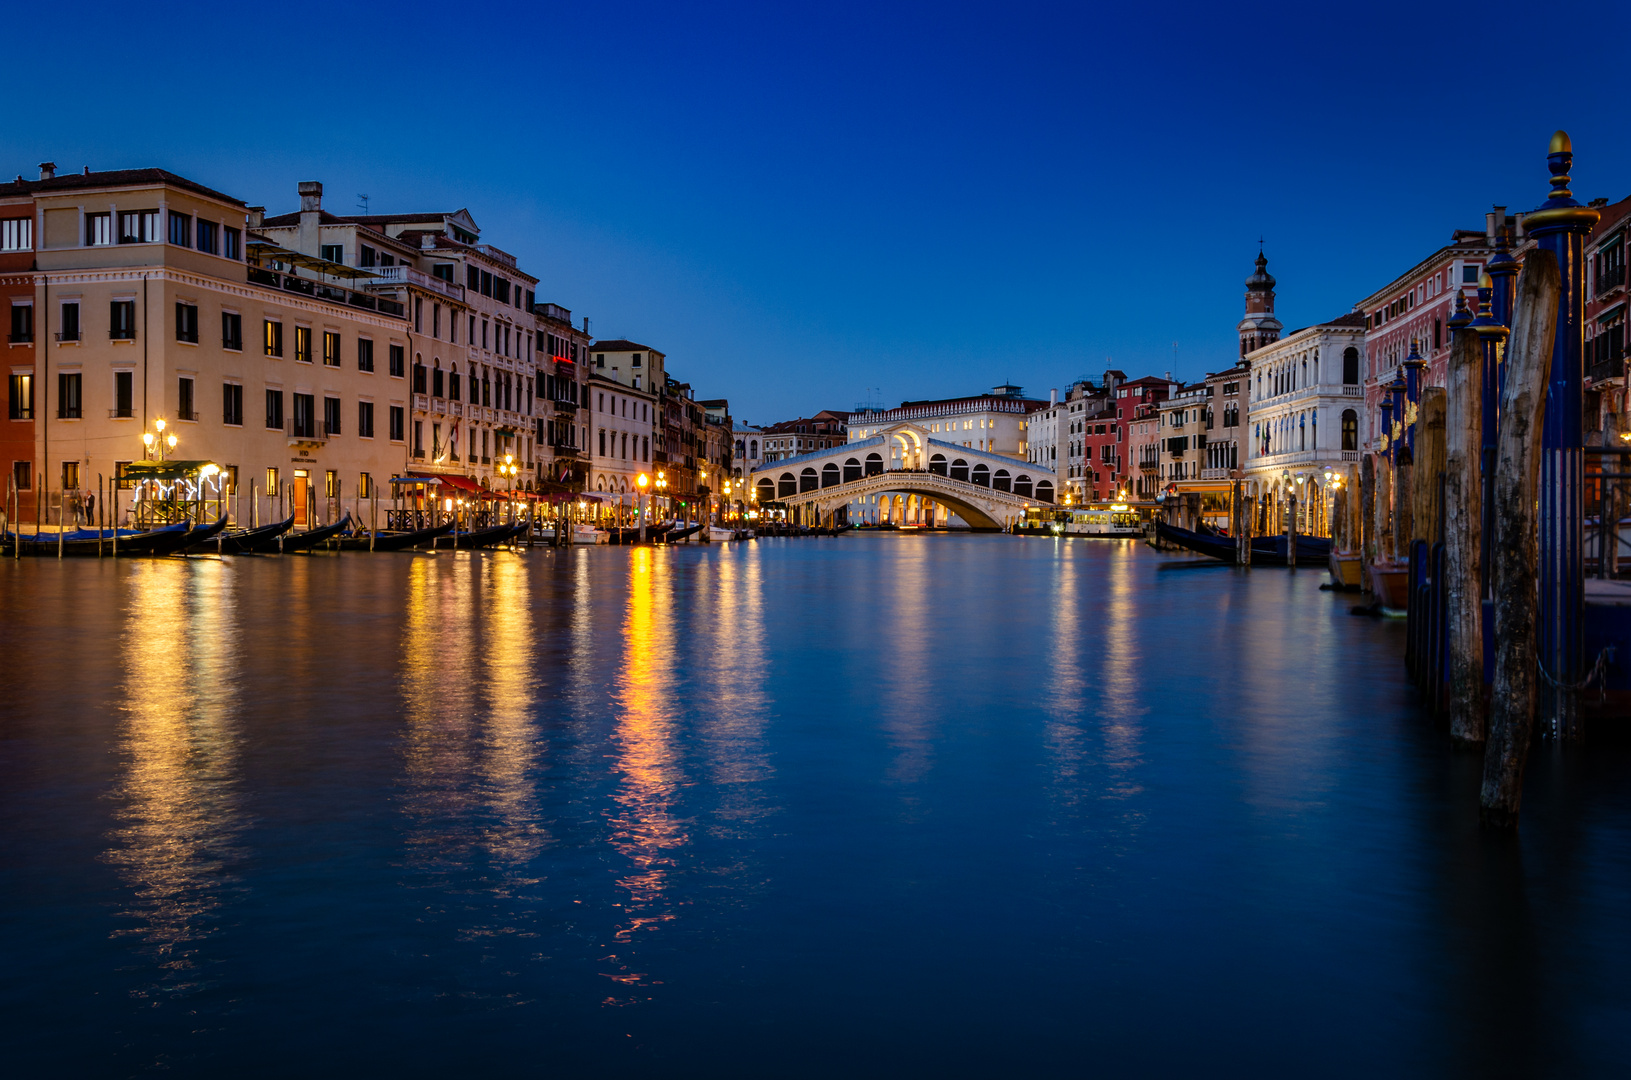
[656,470,668,524]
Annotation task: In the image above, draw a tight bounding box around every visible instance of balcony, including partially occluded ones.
[55,331,80,343]
[110,329,135,340]
[1596,263,1626,298]
[1589,354,1625,384]
[365,264,465,302]
[248,265,406,318]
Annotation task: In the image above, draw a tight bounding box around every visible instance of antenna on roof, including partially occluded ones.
[357,194,370,214]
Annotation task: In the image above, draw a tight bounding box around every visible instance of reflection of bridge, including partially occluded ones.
[750,422,1057,530]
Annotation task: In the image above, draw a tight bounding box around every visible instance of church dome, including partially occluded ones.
[1246,251,1276,291]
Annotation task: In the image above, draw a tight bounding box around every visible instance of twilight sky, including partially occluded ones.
[5,1,1631,423]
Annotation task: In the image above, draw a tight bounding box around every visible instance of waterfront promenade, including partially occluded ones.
[2,535,1628,1076]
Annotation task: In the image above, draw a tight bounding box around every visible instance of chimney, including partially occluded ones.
[296,181,322,255]
[1514,212,1527,242]
[1049,388,1058,407]
[420,234,435,250]
[82,166,89,175]
[246,206,265,228]
[37,162,55,181]
[1485,209,1498,242]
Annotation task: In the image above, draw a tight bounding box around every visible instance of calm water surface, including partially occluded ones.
[2,535,1629,1077]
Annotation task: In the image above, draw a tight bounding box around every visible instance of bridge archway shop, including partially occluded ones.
[749,422,1056,530]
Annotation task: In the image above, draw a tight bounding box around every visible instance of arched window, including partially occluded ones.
[843,457,863,482]
[1014,474,1033,497]
[821,462,841,487]
[757,477,776,503]
[1301,359,1307,387]
[950,458,969,482]
[750,439,758,458]
[972,463,990,486]
[993,469,1011,492]
[432,359,444,399]
[1036,480,1055,503]
[449,364,461,402]
[864,452,883,477]
[800,467,819,493]
[929,453,947,476]
[1342,409,1358,450]
[778,473,797,499]
[1299,413,1306,450]
[1343,347,1360,385]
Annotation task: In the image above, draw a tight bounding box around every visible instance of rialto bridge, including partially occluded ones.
[749,422,1056,530]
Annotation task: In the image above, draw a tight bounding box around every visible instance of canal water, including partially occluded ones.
[1,535,1628,1077]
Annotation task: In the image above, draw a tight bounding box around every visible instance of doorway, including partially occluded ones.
[293,469,310,526]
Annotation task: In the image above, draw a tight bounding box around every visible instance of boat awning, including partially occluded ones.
[407,472,483,495]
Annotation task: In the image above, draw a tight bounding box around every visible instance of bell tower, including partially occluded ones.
[1238,248,1283,360]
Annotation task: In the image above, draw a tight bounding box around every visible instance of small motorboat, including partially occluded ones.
[572,524,608,544]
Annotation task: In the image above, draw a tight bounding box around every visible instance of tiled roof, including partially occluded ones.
[590,339,658,353]
[0,168,243,206]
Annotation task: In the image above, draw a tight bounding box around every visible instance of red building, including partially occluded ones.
[1080,374,1172,502]
[2,181,37,519]
[1584,194,1631,434]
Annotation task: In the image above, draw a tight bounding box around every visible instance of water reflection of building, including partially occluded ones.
[105,561,243,993]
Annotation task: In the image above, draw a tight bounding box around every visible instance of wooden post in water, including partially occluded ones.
[1482,248,1561,828]
[1414,389,1446,548]
[1394,447,1412,568]
[1286,489,1297,568]
[1360,456,1375,571]
[1375,459,1392,564]
[1444,327,1485,742]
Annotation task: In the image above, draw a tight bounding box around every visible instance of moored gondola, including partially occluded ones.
[338,519,454,552]
[1,520,192,557]
[191,513,295,555]
[1155,521,1331,566]
[431,521,524,550]
[250,514,351,554]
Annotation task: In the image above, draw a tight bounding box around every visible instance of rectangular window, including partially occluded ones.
[480,270,493,297]
[359,245,376,268]
[1,218,33,251]
[118,210,160,244]
[10,304,33,343]
[414,297,422,332]
[325,470,338,498]
[358,400,374,438]
[224,227,240,260]
[196,220,218,255]
[266,466,278,492]
[175,302,198,343]
[357,338,374,372]
[86,212,112,246]
[432,304,440,339]
[389,344,404,378]
[168,211,191,247]
[223,383,243,426]
[110,300,135,340]
[359,472,372,498]
[323,330,341,367]
[265,388,284,430]
[389,405,405,442]
[323,395,341,436]
[294,326,312,363]
[413,419,423,455]
[223,464,238,493]
[12,460,32,491]
[432,366,444,398]
[264,319,283,357]
[178,376,195,421]
[222,311,242,351]
[56,372,81,418]
[433,264,453,283]
[61,460,79,490]
[292,393,315,438]
[1462,264,1480,284]
[320,244,343,264]
[59,302,79,342]
[113,370,133,417]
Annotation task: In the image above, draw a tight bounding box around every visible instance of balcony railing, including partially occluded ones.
[110,329,135,340]
[1589,355,1625,384]
[1597,263,1626,297]
[55,331,80,342]
[364,264,465,302]
[248,265,406,318]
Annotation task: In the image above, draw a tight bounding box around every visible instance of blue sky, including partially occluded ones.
[6,1,1631,423]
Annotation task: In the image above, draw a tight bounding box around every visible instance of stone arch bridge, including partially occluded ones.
[750,423,1056,530]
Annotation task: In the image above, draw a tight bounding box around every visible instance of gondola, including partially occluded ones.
[1155,521,1330,566]
[665,524,703,542]
[431,521,524,550]
[1,520,192,557]
[190,513,295,555]
[250,514,351,554]
[178,514,231,551]
[337,519,454,552]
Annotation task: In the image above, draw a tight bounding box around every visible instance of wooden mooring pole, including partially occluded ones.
[1481,248,1561,828]
[1444,326,1485,742]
